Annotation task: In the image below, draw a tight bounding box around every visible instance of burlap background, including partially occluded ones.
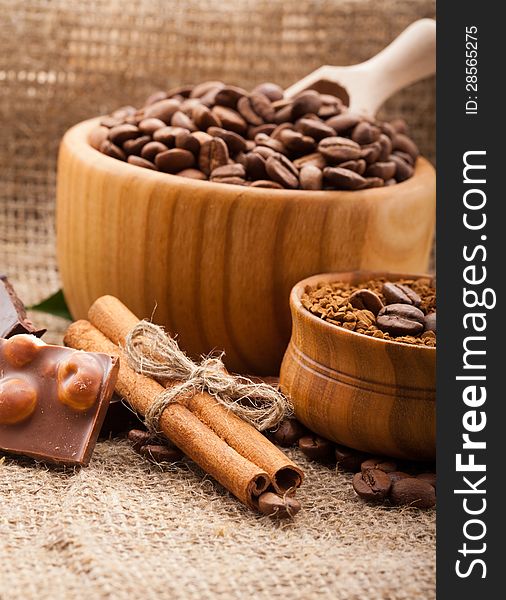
[1,1,435,598]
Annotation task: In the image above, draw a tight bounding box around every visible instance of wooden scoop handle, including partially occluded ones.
[285,18,436,118]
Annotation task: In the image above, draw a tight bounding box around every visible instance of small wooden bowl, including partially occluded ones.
[57,118,436,375]
[279,271,435,460]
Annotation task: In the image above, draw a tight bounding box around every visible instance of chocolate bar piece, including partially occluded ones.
[0,275,46,338]
[0,335,119,466]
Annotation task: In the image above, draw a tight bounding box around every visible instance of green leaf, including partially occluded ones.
[29,289,72,321]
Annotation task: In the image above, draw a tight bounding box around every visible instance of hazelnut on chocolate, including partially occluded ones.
[2,334,45,367]
[0,377,38,425]
[57,352,103,411]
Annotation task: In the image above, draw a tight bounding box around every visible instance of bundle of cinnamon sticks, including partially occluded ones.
[64,296,303,515]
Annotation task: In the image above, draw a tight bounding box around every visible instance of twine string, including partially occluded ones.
[124,321,292,433]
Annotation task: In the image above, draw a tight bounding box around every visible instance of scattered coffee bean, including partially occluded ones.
[390,478,436,508]
[416,472,437,490]
[349,289,384,315]
[140,444,183,463]
[352,469,392,501]
[298,435,335,462]
[376,304,425,336]
[271,418,307,447]
[257,492,301,518]
[335,445,371,472]
[388,471,411,484]
[361,457,397,473]
[127,429,157,451]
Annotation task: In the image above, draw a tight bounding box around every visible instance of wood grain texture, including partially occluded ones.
[279,271,435,460]
[57,118,436,375]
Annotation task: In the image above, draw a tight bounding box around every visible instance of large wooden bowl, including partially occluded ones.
[279,271,435,460]
[57,118,436,375]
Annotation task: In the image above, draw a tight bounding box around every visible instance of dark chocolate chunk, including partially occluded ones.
[0,275,46,339]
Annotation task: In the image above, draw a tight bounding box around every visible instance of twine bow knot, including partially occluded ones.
[124,321,291,433]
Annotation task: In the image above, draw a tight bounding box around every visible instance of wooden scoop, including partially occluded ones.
[284,18,436,118]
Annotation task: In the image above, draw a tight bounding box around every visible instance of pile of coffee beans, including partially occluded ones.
[269,418,436,509]
[90,81,419,191]
[301,277,436,346]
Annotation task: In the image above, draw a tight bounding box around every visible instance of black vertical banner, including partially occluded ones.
[437,2,502,597]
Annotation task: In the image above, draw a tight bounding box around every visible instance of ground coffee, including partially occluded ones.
[301,277,436,346]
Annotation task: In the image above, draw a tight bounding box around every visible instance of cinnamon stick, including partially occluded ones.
[88,295,304,493]
[64,320,269,508]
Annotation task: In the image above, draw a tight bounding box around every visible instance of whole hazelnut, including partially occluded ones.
[2,335,45,367]
[57,352,103,411]
[0,377,38,425]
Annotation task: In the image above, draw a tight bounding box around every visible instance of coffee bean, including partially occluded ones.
[388,471,411,484]
[318,137,362,163]
[245,152,267,180]
[265,154,299,189]
[366,161,396,180]
[211,105,248,135]
[389,154,414,182]
[144,90,168,106]
[177,168,207,180]
[214,85,248,108]
[153,126,188,145]
[393,133,419,160]
[237,95,264,126]
[273,102,294,124]
[249,179,284,189]
[382,282,421,306]
[248,123,277,139]
[362,177,384,189]
[351,121,380,145]
[210,163,246,180]
[376,303,425,336]
[360,142,381,164]
[190,80,224,99]
[127,429,157,451]
[100,116,124,128]
[251,82,284,102]
[108,124,140,145]
[361,457,397,473]
[291,90,322,120]
[293,152,327,170]
[378,134,393,161]
[89,125,109,150]
[166,84,193,99]
[138,118,166,135]
[296,118,336,141]
[123,135,151,155]
[255,133,285,154]
[394,150,415,166]
[192,103,221,130]
[298,435,335,462]
[171,110,198,131]
[300,165,323,190]
[141,141,169,161]
[391,118,408,134]
[127,155,158,170]
[100,140,126,161]
[335,445,371,472]
[199,137,229,175]
[323,166,366,190]
[175,132,200,156]
[279,129,315,154]
[253,146,278,160]
[349,289,384,315]
[325,112,361,133]
[390,478,436,508]
[257,492,301,518]
[425,312,436,333]
[339,159,366,175]
[155,148,195,173]
[271,418,307,447]
[140,444,183,463]
[416,473,437,490]
[318,94,343,119]
[352,469,392,501]
[144,98,181,122]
